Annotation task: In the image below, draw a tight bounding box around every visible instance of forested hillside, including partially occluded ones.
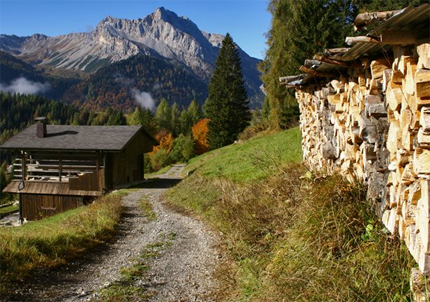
[260,0,429,129]
[0,51,80,100]
[63,55,209,112]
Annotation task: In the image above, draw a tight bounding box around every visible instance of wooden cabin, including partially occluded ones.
[1,118,157,220]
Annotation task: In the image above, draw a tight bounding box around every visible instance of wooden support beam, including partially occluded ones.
[299,65,337,78]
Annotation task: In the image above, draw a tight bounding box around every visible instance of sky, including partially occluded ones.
[0,0,272,59]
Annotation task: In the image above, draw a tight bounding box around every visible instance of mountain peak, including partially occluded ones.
[152,7,178,22]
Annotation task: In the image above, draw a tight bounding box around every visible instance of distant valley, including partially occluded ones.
[0,7,263,110]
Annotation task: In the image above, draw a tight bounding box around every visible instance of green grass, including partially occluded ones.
[185,127,302,183]
[139,196,157,221]
[0,192,124,294]
[0,204,19,216]
[145,165,172,178]
[166,127,414,301]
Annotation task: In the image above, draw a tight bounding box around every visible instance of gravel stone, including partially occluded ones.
[2,165,223,302]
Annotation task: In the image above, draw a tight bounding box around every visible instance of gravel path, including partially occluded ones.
[3,165,224,302]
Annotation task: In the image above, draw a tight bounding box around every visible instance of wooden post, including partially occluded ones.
[59,154,62,182]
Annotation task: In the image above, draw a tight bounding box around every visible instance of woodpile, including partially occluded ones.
[295,42,430,274]
[282,4,430,300]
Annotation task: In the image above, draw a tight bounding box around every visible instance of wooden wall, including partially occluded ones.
[21,194,83,221]
[111,130,154,187]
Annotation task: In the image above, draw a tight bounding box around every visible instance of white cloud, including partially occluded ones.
[0,77,51,95]
[132,89,155,111]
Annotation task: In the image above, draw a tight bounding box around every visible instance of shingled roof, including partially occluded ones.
[0,124,157,152]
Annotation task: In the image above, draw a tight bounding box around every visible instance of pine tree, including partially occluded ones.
[170,102,181,136]
[260,0,358,129]
[205,33,251,149]
[155,98,172,131]
[180,99,201,134]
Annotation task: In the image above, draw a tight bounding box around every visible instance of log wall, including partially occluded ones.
[296,43,430,275]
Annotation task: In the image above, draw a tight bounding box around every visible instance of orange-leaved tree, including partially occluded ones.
[191,118,210,155]
[150,129,174,155]
[148,129,174,171]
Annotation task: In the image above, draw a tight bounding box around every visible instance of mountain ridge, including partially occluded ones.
[0,7,263,106]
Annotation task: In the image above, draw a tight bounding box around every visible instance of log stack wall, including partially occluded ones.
[296,42,430,278]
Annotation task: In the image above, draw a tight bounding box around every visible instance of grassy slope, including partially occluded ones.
[166,127,414,301]
[0,191,127,294]
[185,127,302,182]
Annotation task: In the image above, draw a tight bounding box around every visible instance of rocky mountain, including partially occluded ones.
[0,8,263,105]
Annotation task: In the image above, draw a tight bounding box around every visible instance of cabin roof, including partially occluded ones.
[0,124,157,152]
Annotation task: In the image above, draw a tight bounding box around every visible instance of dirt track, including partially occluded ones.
[2,165,224,302]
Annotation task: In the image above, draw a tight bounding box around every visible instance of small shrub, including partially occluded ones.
[169,134,195,163]
[149,148,170,171]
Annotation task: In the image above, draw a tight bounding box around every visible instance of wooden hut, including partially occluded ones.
[1,118,157,220]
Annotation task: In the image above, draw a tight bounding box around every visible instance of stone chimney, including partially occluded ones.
[35,117,47,138]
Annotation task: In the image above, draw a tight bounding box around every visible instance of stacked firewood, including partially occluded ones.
[296,42,430,273]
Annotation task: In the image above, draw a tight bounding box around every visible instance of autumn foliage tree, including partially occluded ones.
[192,118,210,155]
[148,129,174,171]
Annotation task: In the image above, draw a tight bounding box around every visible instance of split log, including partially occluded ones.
[383,69,393,92]
[280,74,305,86]
[313,54,351,68]
[354,10,401,30]
[420,107,430,133]
[304,59,322,69]
[386,80,407,111]
[414,149,430,175]
[345,36,380,45]
[324,48,351,56]
[405,61,418,95]
[416,69,430,98]
[371,58,392,79]
[299,65,338,78]
[418,128,430,148]
[417,43,430,69]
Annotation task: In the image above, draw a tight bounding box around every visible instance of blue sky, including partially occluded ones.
[0,0,271,59]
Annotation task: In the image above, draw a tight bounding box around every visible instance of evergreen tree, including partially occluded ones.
[260,0,358,129]
[155,98,172,131]
[128,107,157,135]
[205,33,251,149]
[179,99,202,134]
[171,102,181,136]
